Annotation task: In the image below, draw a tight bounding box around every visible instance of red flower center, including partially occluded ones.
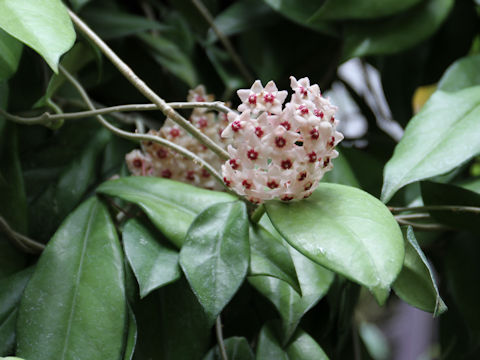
[255,127,264,138]
[242,179,252,189]
[161,169,172,178]
[156,149,168,158]
[310,128,319,140]
[281,159,292,169]
[314,109,324,118]
[247,149,258,160]
[299,105,309,115]
[232,121,242,132]
[267,180,279,189]
[248,94,257,105]
[280,121,291,130]
[308,151,317,163]
[264,93,275,103]
[275,136,286,148]
[229,159,239,170]
[133,159,142,168]
[170,128,180,137]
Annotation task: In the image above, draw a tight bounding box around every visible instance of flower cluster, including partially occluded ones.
[221,77,343,203]
[125,86,228,190]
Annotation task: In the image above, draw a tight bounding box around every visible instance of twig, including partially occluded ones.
[216,315,229,360]
[0,216,45,254]
[68,9,229,161]
[394,213,431,221]
[59,65,228,189]
[389,205,480,214]
[395,218,451,231]
[191,0,253,84]
[0,101,232,127]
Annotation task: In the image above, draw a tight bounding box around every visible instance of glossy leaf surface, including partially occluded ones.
[0,0,75,72]
[180,201,249,323]
[123,219,180,298]
[97,176,235,248]
[17,198,127,360]
[123,307,137,360]
[203,337,254,360]
[249,224,301,293]
[393,227,447,316]
[438,54,480,92]
[382,87,480,202]
[0,30,22,81]
[266,183,404,304]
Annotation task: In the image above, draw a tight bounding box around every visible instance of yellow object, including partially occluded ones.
[412,84,437,114]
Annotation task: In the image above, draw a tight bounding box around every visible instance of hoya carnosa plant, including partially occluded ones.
[125,85,229,190]
[221,76,343,203]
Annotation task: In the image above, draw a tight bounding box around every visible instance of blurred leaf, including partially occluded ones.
[382,87,480,203]
[342,0,454,60]
[256,322,329,359]
[0,29,22,81]
[35,42,95,107]
[123,219,181,299]
[123,307,137,360]
[457,177,480,193]
[311,0,422,20]
[393,226,447,315]
[207,0,276,43]
[97,176,235,248]
[249,224,301,294]
[262,0,336,34]
[420,181,480,234]
[17,197,127,360]
[205,46,245,98]
[438,54,480,92]
[180,201,249,323]
[138,32,198,87]
[203,337,254,360]
[29,128,111,241]
[0,0,75,72]
[81,8,168,40]
[249,245,333,340]
[322,149,360,188]
[266,183,404,304]
[0,267,33,356]
[69,0,91,12]
[358,322,390,360]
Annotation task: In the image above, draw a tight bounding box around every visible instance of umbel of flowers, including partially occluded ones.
[221,77,343,203]
[125,86,228,190]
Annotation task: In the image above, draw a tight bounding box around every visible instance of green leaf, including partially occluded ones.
[0,267,33,356]
[311,0,422,20]
[97,176,235,248]
[342,0,454,59]
[262,0,336,34]
[457,177,480,194]
[35,42,95,107]
[438,54,480,92]
[207,0,276,43]
[256,323,329,360]
[393,227,447,316]
[420,181,480,234]
[321,149,360,188]
[82,8,168,40]
[123,219,181,299]
[123,306,137,360]
[0,236,26,280]
[381,87,480,203]
[358,322,390,360]
[0,29,22,81]
[249,246,333,341]
[266,183,404,304]
[180,201,249,323]
[69,0,91,12]
[0,0,76,72]
[249,224,301,294]
[138,32,198,87]
[29,128,111,241]
[17,197,127,360]
[203,337,254,360]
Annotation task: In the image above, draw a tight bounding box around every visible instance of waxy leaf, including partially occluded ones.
[256,323,329,360]
[17,198,127,360]
[0,0,75,72]
[123,219,181,298]
[97,176,235,248]
[266,183,404,304]
[180,201,249,323]
[123,307,137,360]
[203,337,254,360]
[438,54,480,92]
[249,224,301,293]
[0,267,33,356]
[342,0,453,59]
[249,245,333,340]
[382,87,480,203]
[0,30,22,81]
[311,0,422,20]
[393,227,447,316]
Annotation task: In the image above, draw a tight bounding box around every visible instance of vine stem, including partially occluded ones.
[59,65,229,189]
[0,216,45,253]
[67,9,229,161]
[0,101,232,126]
[395,218,451,231]
[191,0,253,84]
[250,204,265,224]
[389,205,480,214]
[216,315,229,360]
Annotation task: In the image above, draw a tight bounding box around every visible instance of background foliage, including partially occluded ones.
[1,0,480,359]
